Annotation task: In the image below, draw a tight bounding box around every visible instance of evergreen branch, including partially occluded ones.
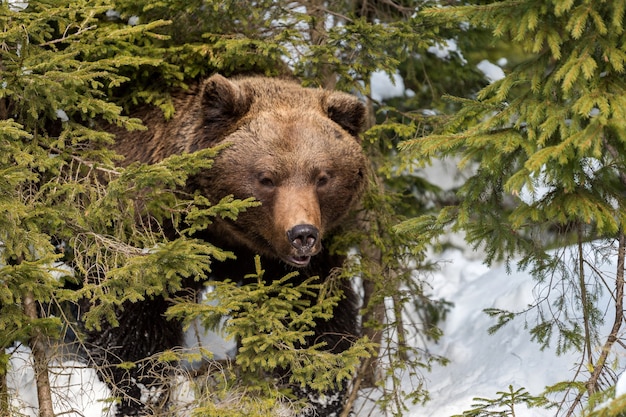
[48,146,121,177]
[38,25,97,47]
[309,2,354,24]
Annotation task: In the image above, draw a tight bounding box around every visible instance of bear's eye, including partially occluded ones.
[258,176,275,188]
[316,173,330,188]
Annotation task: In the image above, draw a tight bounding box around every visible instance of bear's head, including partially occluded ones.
[188,75,367,268]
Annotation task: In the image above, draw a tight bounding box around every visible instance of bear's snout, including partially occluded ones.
[287,224,319,251]
[283,224,320,267]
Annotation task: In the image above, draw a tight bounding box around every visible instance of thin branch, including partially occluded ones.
[340,358,371,417]
[587,233,625,392]
[38,25,97,47]
[49,146,121,177]
[576,224,594,389]
[566,233,626,417]
[0,373,8,417]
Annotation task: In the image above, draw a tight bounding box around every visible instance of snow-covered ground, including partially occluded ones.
[7,347,111,416]
[417,248,585,416]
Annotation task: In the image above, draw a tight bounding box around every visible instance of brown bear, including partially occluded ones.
[89,74,368,416]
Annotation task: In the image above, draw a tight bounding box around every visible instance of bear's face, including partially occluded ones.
[191,75,367,268]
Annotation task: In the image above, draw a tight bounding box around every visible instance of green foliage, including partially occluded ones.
[585,389,626,417]
[0,0,127,354]
[453,385,549,417]
[0,0,253,373]
[168,257,374,413]
[408,0,626,250]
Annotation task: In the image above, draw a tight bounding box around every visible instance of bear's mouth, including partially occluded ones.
[284,255,312,268]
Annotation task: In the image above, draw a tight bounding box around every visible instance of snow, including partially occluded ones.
[616,372,626,397]
[477,59,505,83]
[427,39,467,64]
[55,109,69,122]
[7,345,112,417]
[182,287,237,366]
[414,241,625,416]
[7,0,28,12]
[414,250,569,416]
[370,70,408,102]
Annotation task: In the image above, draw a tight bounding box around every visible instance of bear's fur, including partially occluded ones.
[91,74,367,416]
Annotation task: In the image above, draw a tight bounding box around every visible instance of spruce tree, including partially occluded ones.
[399,1,626,414]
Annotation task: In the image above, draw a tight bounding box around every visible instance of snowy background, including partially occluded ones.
[415,246,620,417]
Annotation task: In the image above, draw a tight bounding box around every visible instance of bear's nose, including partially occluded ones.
[287,224,319,251]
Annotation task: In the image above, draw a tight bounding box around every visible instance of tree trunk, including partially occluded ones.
[22,292,55,417]
[305,0,338,90]
[0,371,8,416]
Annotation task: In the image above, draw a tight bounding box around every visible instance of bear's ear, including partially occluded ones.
[323,92,366,137]
[200,74,251,123]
